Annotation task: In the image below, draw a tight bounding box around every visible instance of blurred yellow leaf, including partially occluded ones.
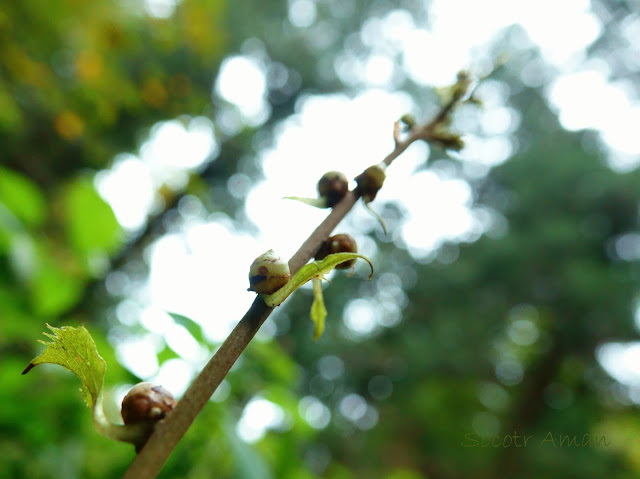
[76,50,104,81]
[54,111,85,140]
[141,77,168,107]
[0,86,23,130]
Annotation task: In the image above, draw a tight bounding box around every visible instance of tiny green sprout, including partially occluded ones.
[252,251,374,340]
[309,234,359,339]
[400,114,417,131]
[430,127,465,151]
[452,70,474,102]
[285,171,349,209]
[434,69,478,106]
[311,277,327,340]
[259,252,373,308]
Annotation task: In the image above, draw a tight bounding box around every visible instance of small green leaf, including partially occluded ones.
[22,324,106,409]
[311,277,327,340]
[156,343,181,364]
[430,128,465,151]
[263,252,373,308]
[283,196,327,208]
[168,311,207,345]
[363,201,388,235]
[400,114,416,130]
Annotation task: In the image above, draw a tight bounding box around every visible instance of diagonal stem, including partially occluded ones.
[122,91,469,478]
[122,193,358,479]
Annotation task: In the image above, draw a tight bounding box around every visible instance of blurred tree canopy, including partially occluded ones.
[2,0,640,478]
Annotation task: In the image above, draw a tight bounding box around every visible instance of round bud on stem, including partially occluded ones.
[248,249,291,295]
[315,233,358,269]
[355,165,386,203]
[317,171,348,208]
[121,382,177,425]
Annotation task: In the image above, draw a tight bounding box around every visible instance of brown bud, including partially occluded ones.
[315,233,358,269]
[317,171,348,208]
[121,382,177,425]
[354,165,386,203]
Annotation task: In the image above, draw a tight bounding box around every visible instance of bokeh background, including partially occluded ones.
[3,0,640,477]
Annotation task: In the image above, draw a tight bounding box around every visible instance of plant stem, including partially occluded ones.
[93,396,150,448]
[122,94,468,478]
[122,193,358,479]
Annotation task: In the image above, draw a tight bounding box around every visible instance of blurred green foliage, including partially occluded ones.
[2,0,640,478]
[0,0,227,329]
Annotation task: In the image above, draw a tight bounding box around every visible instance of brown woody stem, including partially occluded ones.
[122,93,468,478]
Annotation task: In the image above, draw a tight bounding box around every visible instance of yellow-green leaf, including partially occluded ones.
[311,277,327,340]
[284,196,327,208]
[22,324,106,409]
[263,252,373,308]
